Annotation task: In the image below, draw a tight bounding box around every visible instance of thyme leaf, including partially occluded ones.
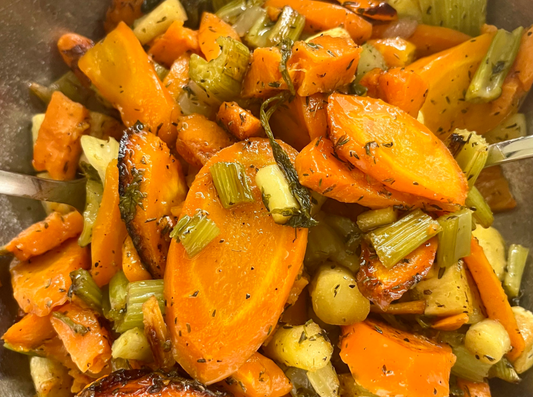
[278,38,296,96]
[119,167,146,224]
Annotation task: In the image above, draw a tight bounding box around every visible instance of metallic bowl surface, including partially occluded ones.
[0,1,531,395]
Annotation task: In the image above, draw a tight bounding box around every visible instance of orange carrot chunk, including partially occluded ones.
[264,0,372,44]
[408,24,471,58]
[2,313,56,352]
[33,91,90,180]
[122,234,152,282]
[51,303,112,374]
[456,379,492,397]
[221,352,292,397]
[475,166,517,213]
[198,13,241,62]
[368,38,416,67]
[57,33,94,86]
[217,102,264,140]
[341,318,456,397]
[149,21,200,68]
[11,238,90,316]
[327,93,468,207]
[431,313,470,331]
[91,160,127,287]
[464,238,526,362]
[163,53,191,101]
[165,139,308,384]
[5,210,84,261]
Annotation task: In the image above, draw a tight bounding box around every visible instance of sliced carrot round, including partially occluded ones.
[165,138,308,384]
[328,93,468,206]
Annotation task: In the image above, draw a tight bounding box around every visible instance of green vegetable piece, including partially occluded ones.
[170,210,220,258]
[356,207,398,233]
[437,208,473,268]
[466,186,494,228]
[484,113,527,144]
[68,269,103,313]
[466,27,524,103]
[449,129,488,187]
[210,162,254,209]
[504,244,530,299]
[489,357,521,383]
[355,43,387,83]
[78,179,103,247]
[418,0,487,36]
[112,327,153,361]
[267,6,305,46]
[109,271,129,314]
[451,344,492,382]
[216,0,247,23]
[245,10,273,49]
[278,39,296,96]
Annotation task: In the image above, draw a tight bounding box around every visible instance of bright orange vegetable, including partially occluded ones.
[289,36,361,96]
[122,234,152,282]
[356,239,437,310]
[33,91,90,180]
[514,25,533,92]
[456,379,492,397]
[328,93,468,207]
[264,0,372,44]
[269,101,311,151]
[10,238,90,316]
[91,160,127,287]
[338,0,397,21]
[408,24,471,58]
[57,33,94,86]
[51,303,112,374]
[5,210,84,261]
[104,0,143,32]
[163,53,191,101]
[176,114,236,168]
[431,313,470,331]
[369,300,426,315]
[149,21,200,68]
[79,22,179,146]
[198,13,241,62]
[475,166,517,213]
[119,129,188,279]
[165,139,308,384]
[464,238,526,362]
[217,102,264,141]
[368,38,416,67]
[341,318,456,397]
[2,313,56,352]
[221,352,292,397]
[360,67,429,117]
[296,138,455,211]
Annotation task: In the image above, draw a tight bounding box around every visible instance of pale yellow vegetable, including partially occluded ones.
[31,114,46,145]
[307,362,340,397]
[111,327,153,362]
[465,319,511,364]
[512,306,533,373]
[30,356,72,397]
[133,0,187,44]
[472,226,507,280]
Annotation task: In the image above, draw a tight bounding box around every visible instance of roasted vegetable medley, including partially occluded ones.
[2,0,533,396]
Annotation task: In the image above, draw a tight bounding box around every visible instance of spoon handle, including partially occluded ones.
[0,170,86,212]
[485,135,533,168]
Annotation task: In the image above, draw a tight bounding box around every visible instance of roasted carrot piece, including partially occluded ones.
[475,166,517,213]
[328,93,468,207]
[221,352,292,397]
[79,22,179,146]
[408,25,471,58]
[367,38,416,67]
[2,313,56,352]
[514,25,533,92]
[338,0,397,21]
[176,114,235,168]
[57,33,94,86]
[456,379,492,397]
[341,318,456,397]
[5,210,83,261]
[119,128,188,279]
[198,13,241,62]
[296,138,456,211]
[33,91,90,180]
[356,239,437,310]
[10,238,90,316]
[369,300,426,315]
[143,296,175,369]
[149,21,200,68]
[431,313,470,331]
[163,53,191,102]
[241,47,292,98]
[264,0,372,44]
[104,0,143,33]
[51,303,112,374]
[269,100,312,151]
[288,36,362,96]
[165,139,308,384]
[122,234,152,282]
[360,67,429,117]
[464,238,526,362]
[217,102,264,140]
[91,160,127,287]
[299,93,329,140]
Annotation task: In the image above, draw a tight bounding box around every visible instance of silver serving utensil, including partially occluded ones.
[0,170,86,213]
[485,135,533,168]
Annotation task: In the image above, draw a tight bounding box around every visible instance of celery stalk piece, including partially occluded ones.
[210,162,254,208]
[356,207,398,233]
[367,209,442,269]
[418,0,487,36]
[489,357,521,383]
[504,244,530,299]
[452,129,488,187]
[233,6,266,37]
[484,113,527,144]
[437,209,472,268]
[451,344,492,382]
[245,10,272,49]
[467,27,524,103]
[466,186,494,228]
[153,61,169,81]
[115,280,165,333]
[68,269,103,313]
[80,136,120,183]
[177,80,219,119]
[267,6,305,46]
[189,36,251,101]
[78,179,103,247]
[170,210,220,258]
[355,43,387,83]
[133,0,188,44]
[109,271,129,313]
[216,0,247,23]
[111,327,153,362]
[213,0,234,11]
